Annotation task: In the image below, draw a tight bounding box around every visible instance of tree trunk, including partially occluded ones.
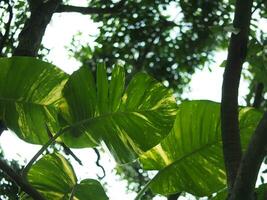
[221,0,253,192]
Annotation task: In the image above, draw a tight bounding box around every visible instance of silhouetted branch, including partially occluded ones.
[56,0,126,15]
[45,124,83,166]
[61,143,83,166]
[14,0,61,56]
[221,0,253,192]
[0,158,45,200]
[251,0,266,14]
[230,111,267,200]
[252,82,264,108]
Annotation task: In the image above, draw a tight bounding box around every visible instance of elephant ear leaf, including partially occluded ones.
[60,63,178,163]
[0,57,68,144]
[23,153,108,200]
[26,153,77,199]
[140,100,262,197]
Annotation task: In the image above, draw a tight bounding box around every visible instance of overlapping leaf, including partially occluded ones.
[139,100,263,196]
[22,153,108,200]
[72,179,108,200]
[60,64,177,163]
[0,57,68,144]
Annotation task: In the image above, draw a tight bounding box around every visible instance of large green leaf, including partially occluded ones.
[24,153,108,200]
[0,57,68,144]
[139,100,263,196]
[60,64,177,163]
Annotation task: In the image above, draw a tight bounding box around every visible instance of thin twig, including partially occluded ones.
[61,143,83,166]
[55,0,126,15]
[93,148,106,179]
[251,0,265,14]
[69,184,77,200]
[134,178,153,200]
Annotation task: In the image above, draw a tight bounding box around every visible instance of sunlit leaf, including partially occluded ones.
[23,153,108,200]
[140,100,262,196]
[27,153,77,199]
[61,64,177,163]
[0,57,68,144]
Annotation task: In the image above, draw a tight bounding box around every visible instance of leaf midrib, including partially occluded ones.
[67,107,176,130]
[152,138,222,178]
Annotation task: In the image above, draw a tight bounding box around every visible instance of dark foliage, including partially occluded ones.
[0,149,20,200]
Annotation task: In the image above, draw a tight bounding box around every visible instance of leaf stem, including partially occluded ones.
[134,178,153,200]
[22,128,67,179]
[69,184,77,200]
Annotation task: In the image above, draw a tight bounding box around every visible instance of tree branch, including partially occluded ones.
[55,0,126,15]
[252,82,264,109]
[221,0,253,192]
[13,0,62,56]
[0,158,45,200]
[229,111,267,200]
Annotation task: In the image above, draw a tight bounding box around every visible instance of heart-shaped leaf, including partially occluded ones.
[60,64,177,163]
[140,100,262,196]
[0,57,68,144]
[23,153,108,200]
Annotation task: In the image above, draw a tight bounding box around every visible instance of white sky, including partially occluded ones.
[2,2,266,200]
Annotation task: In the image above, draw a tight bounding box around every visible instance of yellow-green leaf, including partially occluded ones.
[0,57,68,144]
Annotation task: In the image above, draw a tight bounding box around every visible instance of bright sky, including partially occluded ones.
[2,2,266,199]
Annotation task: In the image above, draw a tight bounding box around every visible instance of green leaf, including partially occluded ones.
[255,183,267,200]
[72,179,108,200]
[0,57,68,144]
[140,100,262,196]
[219,60,227,68]
[108,64,125,112]
[96,63,109,114]
[61,64,177,163]
[27,153,77,199]
[23,153,108,200]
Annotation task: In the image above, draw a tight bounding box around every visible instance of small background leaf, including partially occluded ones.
[72,179,108,200]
